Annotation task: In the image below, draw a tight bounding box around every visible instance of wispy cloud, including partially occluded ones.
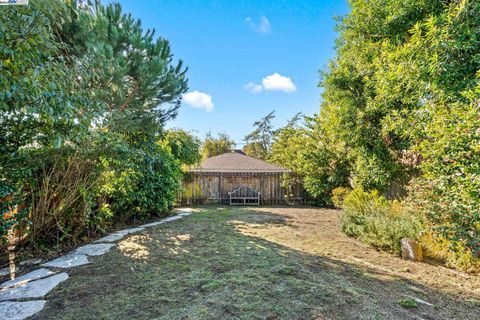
[245,16,272,34]
[244,82,264,94]
[182,91,214,112]
[244,73,297,94]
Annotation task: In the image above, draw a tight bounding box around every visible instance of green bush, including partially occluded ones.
[97,139,182,221]
[341,188,422,253]
[331,187,351,208]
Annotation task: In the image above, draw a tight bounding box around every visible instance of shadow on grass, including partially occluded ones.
[33,206,480,320]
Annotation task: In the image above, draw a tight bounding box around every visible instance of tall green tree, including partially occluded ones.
[201,132,234,158]
[164,129,201,166]
[0,0,189,248]
[315,0,480,267]
[243,111,275,160]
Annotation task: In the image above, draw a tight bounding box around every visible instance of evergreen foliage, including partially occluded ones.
[0,0,194,250]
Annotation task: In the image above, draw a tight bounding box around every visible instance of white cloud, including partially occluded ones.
[245,16,272,34]
[244,82,263,94]
[244,73,297,94]
[182,90,214,112]
[262,73,297,93]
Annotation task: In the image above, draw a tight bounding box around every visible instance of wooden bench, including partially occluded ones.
[228,186,261,206]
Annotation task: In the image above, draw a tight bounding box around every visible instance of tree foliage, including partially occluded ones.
[201,132,234,158]
[0,0,194,250]
[270,0,479,269]
[243,111,276,160]
[316,0,479,267]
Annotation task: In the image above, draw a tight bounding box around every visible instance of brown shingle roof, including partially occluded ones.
[191,151,290,173]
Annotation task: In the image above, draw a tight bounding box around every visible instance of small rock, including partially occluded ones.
[0,300,46,320]
[0,268,55,289]
[401,238,423,262]
[19,258,42,266]
[74,243,114,256]
[0,273,68,301]
[42,254,89,269]
[0,268,9,277]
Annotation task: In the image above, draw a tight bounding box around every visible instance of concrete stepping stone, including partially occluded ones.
[0,268,55,289]
[42,254,89,269]
[73,243,115,256]
[0,300,46,320]
[94,232,125,243]
[0,273,68,301]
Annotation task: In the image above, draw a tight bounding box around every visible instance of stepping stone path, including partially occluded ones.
[0,208,193,320]
[0,273,68,301]
[73,243,115,256]
[42,254,90,269]
[0,268,55,289]
[0,301,46,320]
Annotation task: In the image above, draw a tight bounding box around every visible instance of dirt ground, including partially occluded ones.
[33,206,480,320]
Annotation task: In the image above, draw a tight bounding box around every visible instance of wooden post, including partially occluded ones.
[260,176,264,206]
[218,174,222,204]
[193,174,196,204]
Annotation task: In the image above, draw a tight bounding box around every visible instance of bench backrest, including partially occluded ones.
[228,186,260,198]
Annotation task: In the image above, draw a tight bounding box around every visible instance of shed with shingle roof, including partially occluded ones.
[180,150,303,205]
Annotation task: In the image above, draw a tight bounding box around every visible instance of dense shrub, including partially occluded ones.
[331,187,351,208]
[98,140,182,221]
[270,115,351,205]
[0,1,191,253]
[419,231,480,273]
[304,0,480,270]
[341,188,422,253]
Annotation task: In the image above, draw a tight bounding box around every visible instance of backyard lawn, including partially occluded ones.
[34,207,480,320]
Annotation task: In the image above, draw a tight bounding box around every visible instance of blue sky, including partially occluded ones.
[107,0,350,144]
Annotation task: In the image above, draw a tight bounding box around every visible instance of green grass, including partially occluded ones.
[32,206,479,320]
[397,298,418,308]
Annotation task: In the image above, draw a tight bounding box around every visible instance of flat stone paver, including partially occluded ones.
[0,268,55,289]
[0,268,9,277]
[42,254,89,269]
[178,212,191,217]
[0,301,46,320]
[141,221,166,228]
[94,232,125,243]
[162,216,183,222]
[73,243,115,256]
[0,273,68,301]
[116,227,145,235]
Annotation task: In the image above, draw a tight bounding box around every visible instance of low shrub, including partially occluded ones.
[331,187,351,208]
[420,231,480,273]
[341,188,423,253]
